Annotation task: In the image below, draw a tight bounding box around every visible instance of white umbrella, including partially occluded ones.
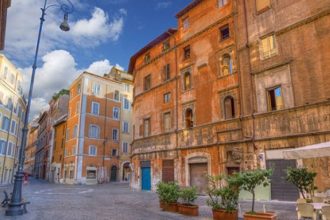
[283,141,330,159]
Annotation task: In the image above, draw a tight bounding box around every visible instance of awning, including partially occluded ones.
[283,142,330,159]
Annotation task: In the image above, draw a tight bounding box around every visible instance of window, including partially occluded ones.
[256,0,271,12]
[124,84,130,92]
[7,142,12,156]
[112,129,119,141]
[185,108,193,128]
[66,129,70,140]
[89,125,100,138]
[10,120,16,134]
[89,145,97,156]
[9,74,15,84]
[144,53,151,64]
[163,112,171,132]
[122,142,128,153]
[92,83,101,95]
[113,107,120,120]
[77,83,81,94]
[76,101,80,114]
[183,46,191,59]
[123,121,129,133]
[3,67,8,79]
[1,116,10,131]
[0,140,6,155]
[114,90,120,101]
[268,87,284,111]
[183,72,192,90]
[163,40,170,51]
[182,17,189,29]
[164,92,171,103]
[221,54,233,76]
[220,25,230,40]
[91,102,100,115]
[112,149,117,156]
[218,0,229,7]
[143,118,151,137]
[163,64,170,81]
[144,75,151,91]
[260,35,277,59]
[73,125,78,138]
[123,98,130,110]
[224,96,235,119]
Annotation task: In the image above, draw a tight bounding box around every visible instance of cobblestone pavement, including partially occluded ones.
[0,179,297,220]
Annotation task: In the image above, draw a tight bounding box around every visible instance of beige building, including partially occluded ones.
[64,67,133,184]
[0,54,26,184]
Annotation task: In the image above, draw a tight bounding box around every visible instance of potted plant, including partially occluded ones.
[207,174,242,220]
[240,169,276,220]
[156,181,167,209]
[159,182,180,212]
[178,186,199,216]
[285,167,317,202]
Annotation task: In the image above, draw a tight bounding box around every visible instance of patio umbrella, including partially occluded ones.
[283,141,330,159]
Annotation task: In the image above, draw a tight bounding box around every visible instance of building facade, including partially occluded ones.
[0,0,11,50]
[24,122,38,176]
[0,54,26,184]
[129,0,330,201]
[64,67,133,185]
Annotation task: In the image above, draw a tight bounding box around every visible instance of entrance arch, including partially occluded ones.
[122,162,131,181]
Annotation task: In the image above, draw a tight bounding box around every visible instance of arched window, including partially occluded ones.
[183,72,191,90]
[224,96,235,119]
[221,54,233,76]
[185,108,193,128]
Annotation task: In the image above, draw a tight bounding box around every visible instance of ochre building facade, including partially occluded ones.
[129,0,330,201]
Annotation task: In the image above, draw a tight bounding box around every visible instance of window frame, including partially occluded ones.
[183,45,191,60]
[182,16,189,30]
[113,107,120,120]
[89,145,97,156]
[112,128,119,141]
[220,24,230,41]
[144,74,151,91]
[267,86,284,111]
[163,92,171,103]
[143,118,151,137]
[122,142,128,153]
[91,101,100,115]
[218,0,229,8]
[123,98,130,110]
[163,112,172,132]
[88,124,100,139]
[123,121,129,133]
[259,34,278,60]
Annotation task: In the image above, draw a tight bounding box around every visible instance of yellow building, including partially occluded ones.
[0,54,26,185]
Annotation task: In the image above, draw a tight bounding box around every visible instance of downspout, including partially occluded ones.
[243,0,257,162]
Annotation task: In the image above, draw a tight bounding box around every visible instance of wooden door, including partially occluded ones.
[189,163,208,194]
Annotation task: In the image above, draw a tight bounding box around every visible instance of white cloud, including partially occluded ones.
[21,50,120,119]
[5,1,126,64]
[85,59,112,76]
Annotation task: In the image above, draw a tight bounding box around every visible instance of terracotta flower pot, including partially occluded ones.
[162,202,178,212]
[243,212,277,220]
[159,200,165,210]
[178,203,199,216]
[212,209,238,220]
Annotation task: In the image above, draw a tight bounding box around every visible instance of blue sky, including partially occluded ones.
[3,0,191,118]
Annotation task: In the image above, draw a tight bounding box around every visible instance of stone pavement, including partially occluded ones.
[0,179,297,220]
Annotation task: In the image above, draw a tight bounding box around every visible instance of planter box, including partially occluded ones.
[212,209,238,220]
[159,200,165,210]
[162,203,178,213]
[178,204,199,216]
[244,212,277,220]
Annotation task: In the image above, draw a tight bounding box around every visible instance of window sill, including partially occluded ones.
[256,6,271,15]
[217,72,237,80]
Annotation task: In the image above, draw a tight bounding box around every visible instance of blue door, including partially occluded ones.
[141,167,151,191]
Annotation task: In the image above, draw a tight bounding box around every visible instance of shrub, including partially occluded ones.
[156,181,180,204]
[179,187,197,205]
[286,167,317,199]
[239,169,272,214]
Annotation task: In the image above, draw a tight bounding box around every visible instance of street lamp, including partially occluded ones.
[5,0,73,216]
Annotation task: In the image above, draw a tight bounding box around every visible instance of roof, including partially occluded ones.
[128,28,177,73]
[176,0,202,18]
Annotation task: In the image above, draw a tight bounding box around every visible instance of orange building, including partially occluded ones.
[24,122,39,176]
[130,0,330,202]
[130,0,239,192]
[50,115,67,183]
[64,67,133,184]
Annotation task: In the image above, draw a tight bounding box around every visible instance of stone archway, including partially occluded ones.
[110,165,117,182]
[122,162,131,182]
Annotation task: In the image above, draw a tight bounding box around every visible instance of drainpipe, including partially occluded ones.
[243,0,257,165]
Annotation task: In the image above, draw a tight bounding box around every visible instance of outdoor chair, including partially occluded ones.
[313,196,324,203]
[322,206,330,220]
[297,203,317,220]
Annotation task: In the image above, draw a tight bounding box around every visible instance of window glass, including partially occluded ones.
[89,125,100,138]
[183,72,191,90]
[268,87,284,111]
[92,83,101,95]
[113,107,120,120]
[220,25,230,40]
[123,121,129,133]
[144,75,151,91]
[164,92,171,103]
[182,17,189,29]
[163,64,170,81]
[89,145,97,156]
[183,46,191,59]
[218,0,229,7]
[123,142,128,153]
[112,129,119,141]
[123,98,130,110]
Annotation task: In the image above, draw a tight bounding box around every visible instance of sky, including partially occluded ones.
[3,0,191,119]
